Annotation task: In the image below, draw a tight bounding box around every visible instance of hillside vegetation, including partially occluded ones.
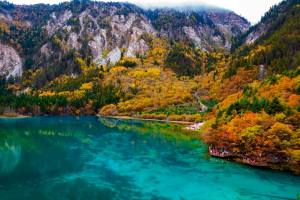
[0,0,299,173]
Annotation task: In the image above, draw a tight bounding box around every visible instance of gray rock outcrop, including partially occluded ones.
[0,42,22,78]
[100,47,121,66]
[257,65,268,81]
[40,43,53,58]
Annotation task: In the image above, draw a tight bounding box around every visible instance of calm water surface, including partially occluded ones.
[0,116,299,200]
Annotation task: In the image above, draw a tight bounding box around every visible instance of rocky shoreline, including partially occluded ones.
[186,122,205,130]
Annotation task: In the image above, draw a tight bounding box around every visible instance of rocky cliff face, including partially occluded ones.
[0,42,22,78]
[150,8,250,51]
[245,23,269,44]
[206,11,250,35]
[44,10,73,35]
[39,3,250,65]
[45,7,159,65]
[206,11,250,49]
[40,43,53,58]
[0,1,251,75]
[239,0,290,45]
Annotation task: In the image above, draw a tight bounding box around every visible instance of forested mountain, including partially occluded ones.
[231,0,300,50]
[0,0,251,90]
[0,0,300,173]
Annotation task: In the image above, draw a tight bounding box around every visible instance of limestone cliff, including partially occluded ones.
[40,3,251,65]
[0,42,22,78]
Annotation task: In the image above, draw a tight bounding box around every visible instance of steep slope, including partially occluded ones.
[225,2,300,79]
[0,0,300,174]
[231,0,300,51]
[147,8,250,51]
[0,42,22,78]
[38,1,250,58]
[0,0,251,85]
[0,0,299,174]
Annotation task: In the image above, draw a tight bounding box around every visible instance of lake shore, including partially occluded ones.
[102,116,297,173]
[0,115,30,118]
[103,115,194,125]
[186,122,205,130]
[1,115,299,199]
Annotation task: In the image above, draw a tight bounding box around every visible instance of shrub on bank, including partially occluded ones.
[176,115,186,121]
[5,113,18,117]
[156,114,167,120]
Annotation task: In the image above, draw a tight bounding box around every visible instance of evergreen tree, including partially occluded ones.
[296,85,300,95]
[251,96,260,113]
[266,97,283,115]
[259,97,269,110]
[54,99,59,115]
[297,105,300,112]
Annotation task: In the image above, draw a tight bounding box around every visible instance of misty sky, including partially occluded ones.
[8,0,283,24]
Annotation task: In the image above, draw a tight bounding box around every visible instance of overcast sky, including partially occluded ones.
[8,0,283,24]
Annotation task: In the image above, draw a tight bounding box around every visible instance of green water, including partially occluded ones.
[0,116,299,200]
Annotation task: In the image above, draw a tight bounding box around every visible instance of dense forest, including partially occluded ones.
[0,0,299,173]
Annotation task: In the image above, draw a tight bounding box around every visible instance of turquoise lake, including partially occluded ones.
[0,116,299,200]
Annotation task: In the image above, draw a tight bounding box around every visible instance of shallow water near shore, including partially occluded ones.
[0,116,299,200]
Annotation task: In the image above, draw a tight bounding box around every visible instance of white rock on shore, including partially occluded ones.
[186,122,205,130]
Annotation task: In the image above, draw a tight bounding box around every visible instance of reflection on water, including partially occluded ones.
[0,142,21,175]
[0,116,299,200]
